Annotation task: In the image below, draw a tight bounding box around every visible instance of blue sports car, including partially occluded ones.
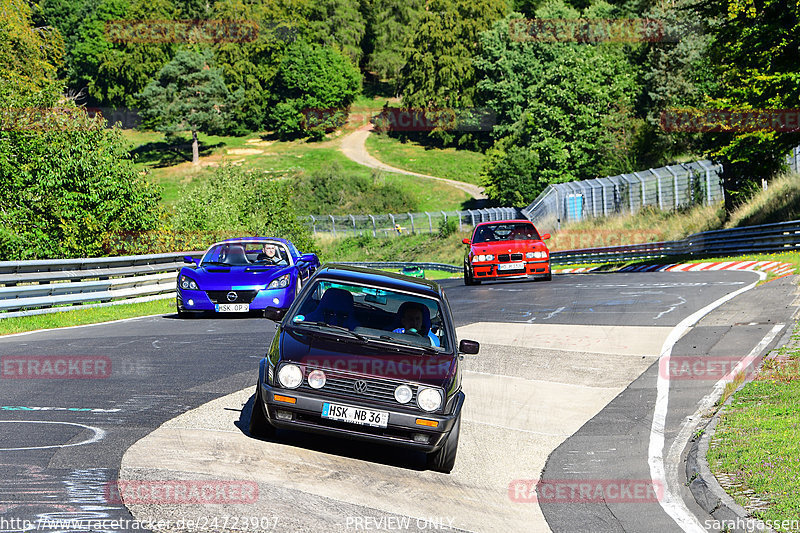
[176,238,320,318]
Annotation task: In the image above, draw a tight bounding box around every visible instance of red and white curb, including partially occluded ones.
[555,261,795,276]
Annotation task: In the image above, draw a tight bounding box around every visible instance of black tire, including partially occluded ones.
[543,273,552,281]
[463,267,473,286]
[249,384,276,439]
[426,414,460,473]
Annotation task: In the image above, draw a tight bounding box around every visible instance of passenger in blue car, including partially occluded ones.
[393,302,440,347]
[257,243,288,266]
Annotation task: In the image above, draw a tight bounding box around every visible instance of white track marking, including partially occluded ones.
[0,420,105,451]
[648,270,765,532]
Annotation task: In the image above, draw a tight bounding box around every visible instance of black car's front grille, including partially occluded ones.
[205,290,258,304]
[497,253,524,262]
[299,369,418,406]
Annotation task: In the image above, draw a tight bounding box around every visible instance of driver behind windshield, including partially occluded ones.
[393,302,440,347]
[256,243,287,266]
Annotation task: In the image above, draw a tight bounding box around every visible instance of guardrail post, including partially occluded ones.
[441,211,447,226]
[329,215,336,237]
[407,212,415,233]
[349,215,357,235]
[368,215,376,237]
[309,215,317,235]
[426,211,433,232]
[469,210,475,226]
[389,214,396,236]
[458,212,463,231]
[652,169,663,210]
[634,171,647,207]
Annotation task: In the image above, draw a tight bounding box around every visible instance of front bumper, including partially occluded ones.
[471,260,550,280]
[177,287,293,312]
[257,382,464,453]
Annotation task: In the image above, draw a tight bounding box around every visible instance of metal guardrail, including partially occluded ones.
[336,262,461,273]
[2,220,799,318]
[551,220,800,265]
[0,252,203,318]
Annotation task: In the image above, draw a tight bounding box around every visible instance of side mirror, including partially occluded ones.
[264,307,287,321]
[299,253,316,263]
[183,256,197,266]
[541,233,551,240]
[462,238,471,245]
[459,339,480,354]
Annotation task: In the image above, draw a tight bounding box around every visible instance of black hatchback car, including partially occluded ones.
[249,264,479,473]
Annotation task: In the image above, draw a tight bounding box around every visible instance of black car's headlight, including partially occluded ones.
[179,275,199,290]
[416,387,443,412]
[278,364,303,389]
[268,274,291,289]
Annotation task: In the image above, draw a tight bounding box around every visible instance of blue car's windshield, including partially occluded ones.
[289,280,449,351]
[201,242,289,267]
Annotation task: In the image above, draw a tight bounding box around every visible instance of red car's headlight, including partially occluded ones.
[471,254,494,263]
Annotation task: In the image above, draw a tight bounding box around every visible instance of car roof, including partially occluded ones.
[474,219,534,227]
[314,264,442,298]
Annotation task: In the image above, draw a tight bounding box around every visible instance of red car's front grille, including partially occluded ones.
[498,253,524,262]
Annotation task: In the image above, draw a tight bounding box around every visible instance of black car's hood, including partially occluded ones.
[279,327,457,389]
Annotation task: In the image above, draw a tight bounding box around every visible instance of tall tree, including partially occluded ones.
[303,0,367,66]
[476,3,641,206]
[268,40,361,139]
[695,0,800,210]
[398,0,508,110]
[138,49,234,164]
[362,0,425,85]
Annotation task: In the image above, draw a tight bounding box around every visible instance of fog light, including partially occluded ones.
[308,369,326,389]
[412,433,430,443]
[275,410,293,421]
[187,299,194,306]
[273,297,280,304]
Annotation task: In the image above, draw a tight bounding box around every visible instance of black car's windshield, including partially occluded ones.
[288,280,449,351]
[472,223,540,244]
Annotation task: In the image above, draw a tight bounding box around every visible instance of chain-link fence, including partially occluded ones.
[521,160,724,236]
[301,208,520,237]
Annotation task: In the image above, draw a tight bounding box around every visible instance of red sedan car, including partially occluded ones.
[462,220,552,285]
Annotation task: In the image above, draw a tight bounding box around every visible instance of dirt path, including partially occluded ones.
[339,124,487,200]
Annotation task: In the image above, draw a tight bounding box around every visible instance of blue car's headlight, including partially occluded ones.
[179,275,199,290]
[268,274,291,289]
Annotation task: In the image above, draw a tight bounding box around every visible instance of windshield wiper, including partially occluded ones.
[361,334,439,355]
[285,322,367,342]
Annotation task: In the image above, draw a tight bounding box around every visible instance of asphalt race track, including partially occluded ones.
[0,271,796,533]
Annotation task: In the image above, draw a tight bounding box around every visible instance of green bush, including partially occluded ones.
[438,217,458,239]
[269,40,361,140]
[290,162,417,214]
[0,102,161,259]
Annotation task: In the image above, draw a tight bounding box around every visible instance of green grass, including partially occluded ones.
[726,172,800,228]
[707,326,800,530]
[365,133,485,185]
[122,129,471,211]
[0,298,173,336]
[317,231,470,266]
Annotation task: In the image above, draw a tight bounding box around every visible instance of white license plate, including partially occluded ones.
[215,303,250,312]
[498,262,525,271]
[322,402,388,428]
